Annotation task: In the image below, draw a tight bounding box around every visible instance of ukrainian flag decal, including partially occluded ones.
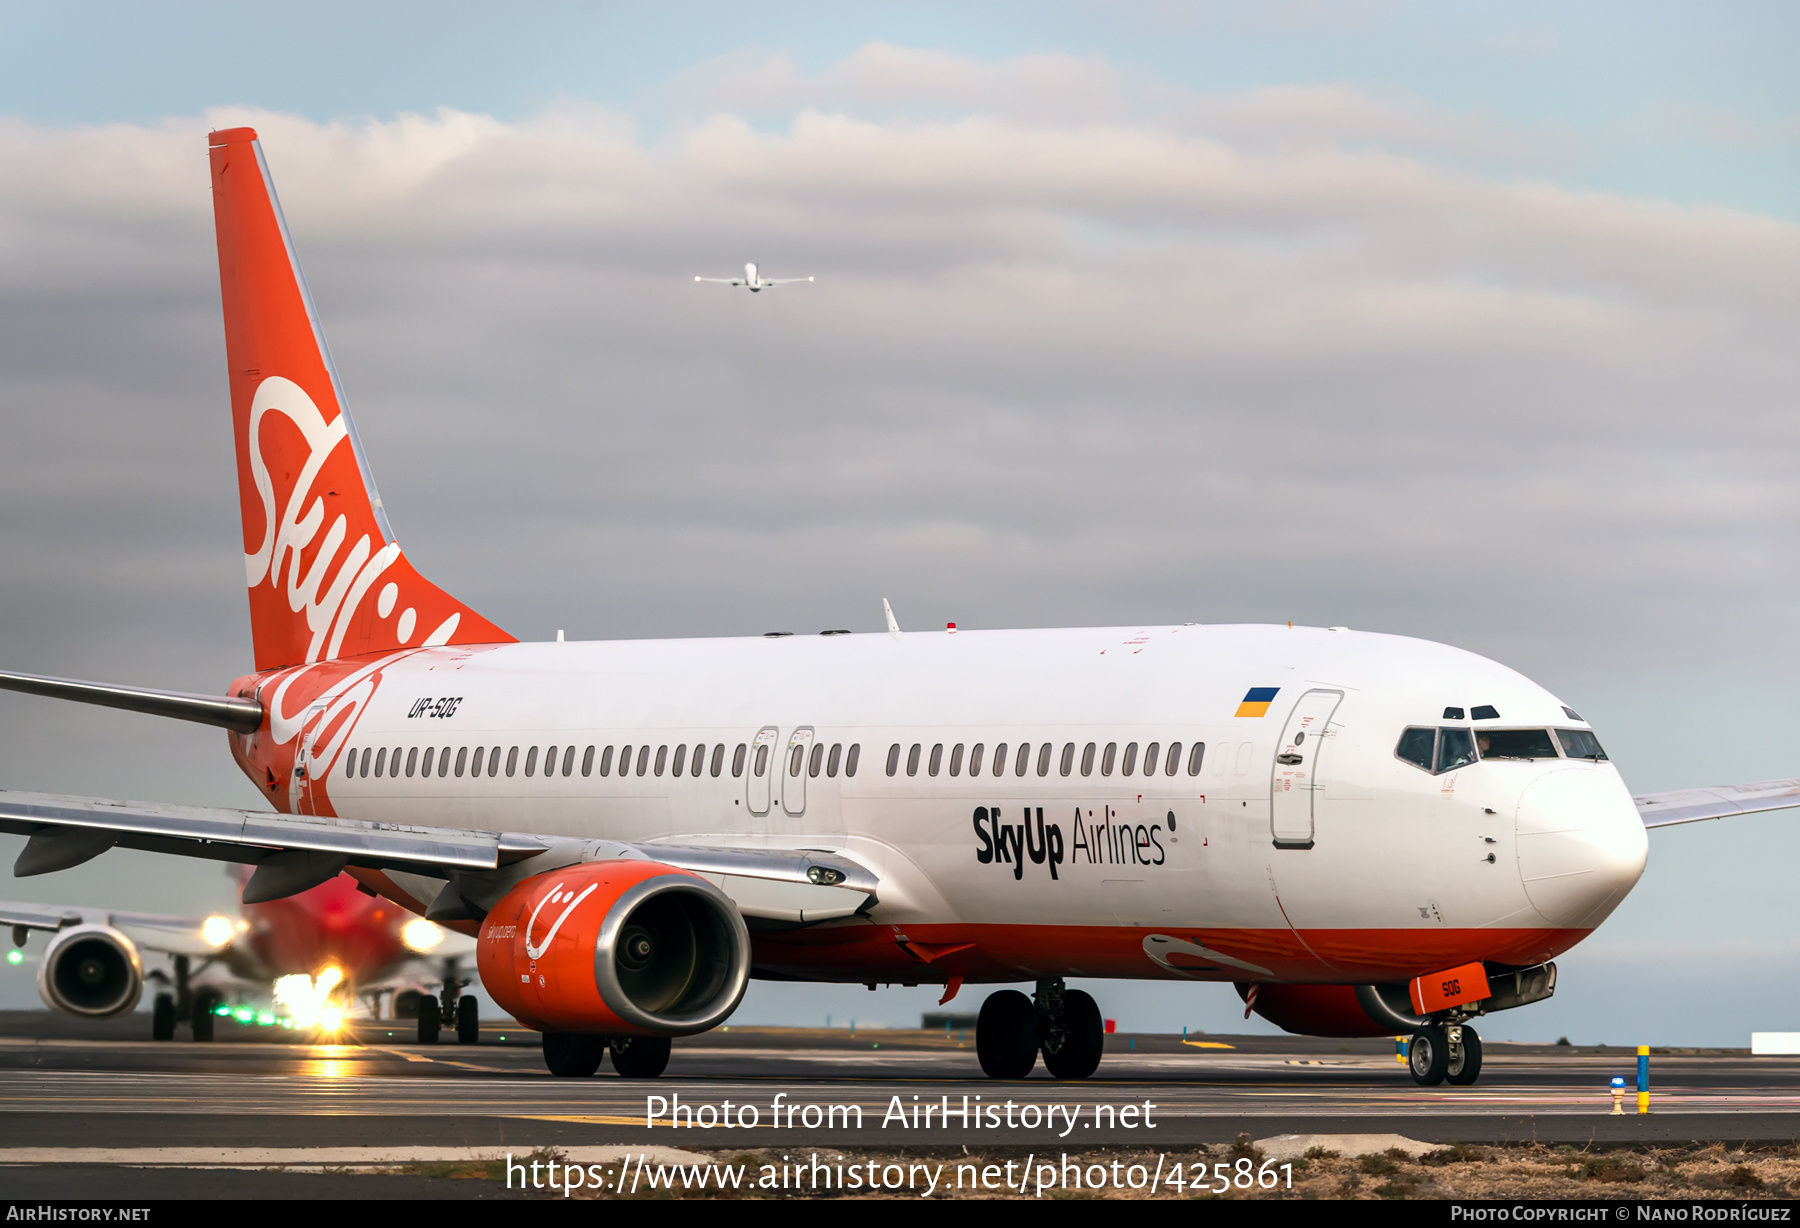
[1235,687,1280,718]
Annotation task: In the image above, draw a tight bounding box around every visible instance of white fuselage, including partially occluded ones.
[267,622,1647,985]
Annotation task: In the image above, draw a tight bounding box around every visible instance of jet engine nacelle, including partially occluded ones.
[38,924,143,1018]
[477,860,750,1037]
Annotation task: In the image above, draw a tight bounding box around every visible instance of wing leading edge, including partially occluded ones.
[1635,777,1800,828]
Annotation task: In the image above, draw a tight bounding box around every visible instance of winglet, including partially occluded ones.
[882,598,900,634]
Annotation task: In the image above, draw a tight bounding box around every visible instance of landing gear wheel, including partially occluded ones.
[191,989,219,1042]
[1041,989,1104,1080]
[417,994,441,1044]
[152,993,176,1041]
[456,995,479,1044]
[543,1032,606,1077]
[977,990,1039,1079]
[1408,1026,1449,1086]
[610,1036,671,1079]
[1446,1025,1483,1086]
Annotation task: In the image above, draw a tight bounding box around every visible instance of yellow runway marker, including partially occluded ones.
[1181,1041,1236,1050]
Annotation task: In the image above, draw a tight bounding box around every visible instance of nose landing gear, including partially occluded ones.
[1407,1022,1483,1086]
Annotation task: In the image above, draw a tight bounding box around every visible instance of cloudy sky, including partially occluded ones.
[0,2,1796,1041]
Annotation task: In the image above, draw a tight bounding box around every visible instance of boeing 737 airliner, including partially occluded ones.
[3,128,1795,1085]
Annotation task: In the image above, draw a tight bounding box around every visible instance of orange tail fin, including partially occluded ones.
[209,128,512,670]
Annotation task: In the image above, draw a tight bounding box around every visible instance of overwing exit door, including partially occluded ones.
[1270,689,1343,849]
[782,727,814,816]
[746,727,779,816]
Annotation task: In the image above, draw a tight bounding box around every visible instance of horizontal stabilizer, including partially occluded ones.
[0,668,262,734]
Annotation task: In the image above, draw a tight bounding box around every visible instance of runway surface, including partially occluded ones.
[2,1012,1796,1197]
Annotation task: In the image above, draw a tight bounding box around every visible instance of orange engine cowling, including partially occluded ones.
[478,860,750,1037]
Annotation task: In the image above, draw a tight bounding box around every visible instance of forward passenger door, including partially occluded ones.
[1270,689,1343,849]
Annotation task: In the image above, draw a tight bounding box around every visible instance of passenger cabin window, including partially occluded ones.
[422,747,436,777]
[1188,742,1205,775]
[826,743,842,777]
[809,743,824,777]
[712,744,726,777]
[1036,744,1052,777]
[582,745,595,776]
[1166,742,1182,776]
[1556,729,1607,760]
[1014,743,1029,776]
[406,747,418,777]
[438,746,450,777]
[753,744,769,777]
[345,750,357,779]
[1476,728,1558,761]
[908,744,922,777]
[692,745,705,777]
[1080,742,1096,776]
[968,743,984,776]
[928,744,942,776]
[886,744,901,777]
[1101,742,1116,776]
[454,747,467,777]
[360,747,372,778]
[656,746,669,776]
[949,743,964,777]
[672,745,687,777]
[730,743,744,777]
[845,744,860,776]
[489,749,500,777]
[1059,743,1075,776]
[1122,742,1138,776]
[1143,742,1160,776]
[789,745,803,777]
[637,746,650,776]
[507,747,520,777]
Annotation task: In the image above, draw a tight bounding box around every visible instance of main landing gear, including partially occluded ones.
[976,979,1105,1080]
[542,1033,673,1078]
[1407,1022,1482,1087]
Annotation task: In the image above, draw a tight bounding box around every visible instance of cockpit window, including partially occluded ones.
[1437,728,1476,772]
[1555,728,1608,760]
[1476,728,1559,760]
[1396,727,1435,771]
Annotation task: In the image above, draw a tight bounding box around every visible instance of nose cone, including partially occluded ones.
[1515,768,1648,929]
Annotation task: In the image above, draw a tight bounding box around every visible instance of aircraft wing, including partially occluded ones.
[763,277,814,285]
[0,899,230,957]
[694,276,747,285]
[0,788,876,922]
[1635,777,1800,828]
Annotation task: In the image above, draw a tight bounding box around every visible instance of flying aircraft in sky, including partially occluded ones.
[2,127,1796,1087]
[694,262,813,291]
[3,862,475,1044]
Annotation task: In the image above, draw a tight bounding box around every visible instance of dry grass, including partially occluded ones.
[523,1141,1800,1199]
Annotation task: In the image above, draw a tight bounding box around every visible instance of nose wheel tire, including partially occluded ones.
[1408,1026,1449,1085]
[191,989,220,1042]
[977,990,1039,1079]
[152,993,176,1041]
[1446,1025,1483,1085]
[610,1036,671,1079]
[417,994,441,1044]
[543,1032,606,1077]
[1041,989,1104,1080]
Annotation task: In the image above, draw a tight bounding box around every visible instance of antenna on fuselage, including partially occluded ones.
[882,598,901,634]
